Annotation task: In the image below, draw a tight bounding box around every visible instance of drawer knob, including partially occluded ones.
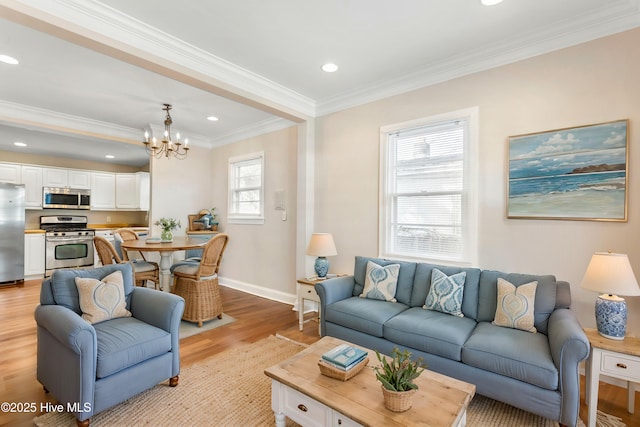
[616,363,627,369]
[297,404,308,412]
[307,290,312,294]
[338,420,342,425]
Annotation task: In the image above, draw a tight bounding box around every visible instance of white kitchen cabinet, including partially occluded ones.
[90,172,116,210]
[68,170,91,189]
[24,233,45,277]
[116,172,149,210]
[43,168,68,187]
[21,165,43,208]
[0,162,21,183]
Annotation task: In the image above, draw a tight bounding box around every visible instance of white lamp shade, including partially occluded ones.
[580,252,640,296]
[306,233,337,257]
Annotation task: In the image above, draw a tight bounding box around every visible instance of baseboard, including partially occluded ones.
[219,276,297,307]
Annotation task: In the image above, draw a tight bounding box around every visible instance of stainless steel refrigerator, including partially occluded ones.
[0,182,25,284]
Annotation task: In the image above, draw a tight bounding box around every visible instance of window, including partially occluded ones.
[228,152,264,224]
[379,108,478,265]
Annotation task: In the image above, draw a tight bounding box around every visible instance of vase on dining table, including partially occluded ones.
[161,229,173,242]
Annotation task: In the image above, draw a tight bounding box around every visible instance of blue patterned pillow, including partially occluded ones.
[359,261,400,302]
[423,268,466,317]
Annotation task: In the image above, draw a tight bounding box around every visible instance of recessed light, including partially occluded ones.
[321,63,338,73]
[105,155,115,159]
[0,55,19,65]
[13,142,27,147]
[207,116,219,122]
[481,0,504,5]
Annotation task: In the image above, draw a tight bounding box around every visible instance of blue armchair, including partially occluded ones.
[35,263,185,427]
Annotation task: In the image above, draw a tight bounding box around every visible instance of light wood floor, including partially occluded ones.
[0,280,637,426]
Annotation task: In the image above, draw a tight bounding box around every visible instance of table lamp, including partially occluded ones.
[580,252,640,340]
[306,233,337,278]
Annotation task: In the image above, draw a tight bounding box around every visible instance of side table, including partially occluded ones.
[296,277,324,333]
[584,328,640,427]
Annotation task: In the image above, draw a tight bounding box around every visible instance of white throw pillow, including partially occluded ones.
[492,278,538,333]
[75,270,131,324]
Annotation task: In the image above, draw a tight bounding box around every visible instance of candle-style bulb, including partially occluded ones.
[144,131,149,142]
[185,138,189,146]
[152,137,157,147]
[176,132,181,141]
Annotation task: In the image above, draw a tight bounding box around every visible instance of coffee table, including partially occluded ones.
[264,336,475,427]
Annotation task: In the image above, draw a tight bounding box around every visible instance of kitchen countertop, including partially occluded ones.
[24,229,45,234]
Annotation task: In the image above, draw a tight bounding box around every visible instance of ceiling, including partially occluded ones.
[0,0,639,167]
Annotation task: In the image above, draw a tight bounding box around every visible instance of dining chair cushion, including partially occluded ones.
[131,260,159,273]
[173,264,217,281]
[169,259,200,274]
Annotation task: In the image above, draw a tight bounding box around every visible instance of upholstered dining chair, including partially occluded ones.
[35,262,184,427]
[93,235,160,289]
[172,233,229,327]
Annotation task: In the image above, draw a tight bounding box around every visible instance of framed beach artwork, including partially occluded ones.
[507,119,628,221]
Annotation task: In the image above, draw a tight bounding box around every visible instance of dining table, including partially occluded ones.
[121,236,207,292]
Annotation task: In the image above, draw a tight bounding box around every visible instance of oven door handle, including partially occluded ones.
[46,237,93,243]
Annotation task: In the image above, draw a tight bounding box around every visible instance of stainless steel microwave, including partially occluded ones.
[42,187,91,210]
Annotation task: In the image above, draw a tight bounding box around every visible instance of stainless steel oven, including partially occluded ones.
[41,216,95,276]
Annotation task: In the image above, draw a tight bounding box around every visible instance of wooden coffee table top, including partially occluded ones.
[264,336,476,427]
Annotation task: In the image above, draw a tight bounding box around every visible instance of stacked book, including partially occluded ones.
[321,344,368,372]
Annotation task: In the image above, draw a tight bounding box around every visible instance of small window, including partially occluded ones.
[228,152,264,224]
[380,108,478,264]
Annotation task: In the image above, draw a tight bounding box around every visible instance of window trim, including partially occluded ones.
[378,107,478,266]
[227,151,265,225]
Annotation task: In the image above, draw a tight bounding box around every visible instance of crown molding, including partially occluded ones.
[7,0,316,119]
[315,0,640,116]
[0,100,141,143]
[210,117,296,147]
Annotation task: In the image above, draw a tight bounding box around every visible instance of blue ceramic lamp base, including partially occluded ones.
[595,294,628,340]
[314,257,330,278]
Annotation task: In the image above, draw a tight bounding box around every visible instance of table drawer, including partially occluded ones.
[601,352,640,380]
[282,385,330,427]
[299,283,321,302]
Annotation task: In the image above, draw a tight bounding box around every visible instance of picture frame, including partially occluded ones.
[507,119,628,222]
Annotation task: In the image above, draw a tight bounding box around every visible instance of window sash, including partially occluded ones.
[228,152,264,223]
[381,112,475,264]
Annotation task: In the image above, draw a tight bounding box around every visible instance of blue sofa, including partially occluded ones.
[35,263,185,426]
[315,256,590,427]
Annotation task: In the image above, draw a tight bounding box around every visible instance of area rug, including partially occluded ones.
[179,313,235,339]
[33,335,609,426]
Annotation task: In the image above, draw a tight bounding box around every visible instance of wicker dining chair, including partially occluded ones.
[171,233,229,327]
[93,235,160,289]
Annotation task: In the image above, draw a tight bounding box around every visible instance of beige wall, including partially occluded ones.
[314,28,640,336]
[210,126,298,300]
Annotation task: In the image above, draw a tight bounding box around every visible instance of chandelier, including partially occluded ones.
[143,104,189,159]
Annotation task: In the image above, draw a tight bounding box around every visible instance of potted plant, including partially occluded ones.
[374,347,425,412]
[209,207,219,231]
[155,217,181,241]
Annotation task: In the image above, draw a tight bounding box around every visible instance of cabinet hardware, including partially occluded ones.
[616,363,627,369]
[297,404,308,412]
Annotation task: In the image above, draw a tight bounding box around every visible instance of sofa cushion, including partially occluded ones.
[477,271,557,334]
[353,257,416,306]
[411,263,481,320]
[384,307,477,361]
[360,261,400,302]
[94,316,171,379]
[462,322,558,390]
[49,263,135,315]
[492,278,537,332]
[424,268,466,317]
[75,270,132,324]
[325,297,409,337]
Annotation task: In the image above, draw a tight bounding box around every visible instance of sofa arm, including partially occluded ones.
[547,308,590,427]
[35,305,97,415]
[314,275,355,305]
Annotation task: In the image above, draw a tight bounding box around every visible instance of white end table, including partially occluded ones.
[584,328,639,427]
[296,277,323,333]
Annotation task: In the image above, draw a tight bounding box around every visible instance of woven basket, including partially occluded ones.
[318,357,369,381]
[380,386,416,412]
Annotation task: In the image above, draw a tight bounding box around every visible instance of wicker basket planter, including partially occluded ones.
[380,386,416,412]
